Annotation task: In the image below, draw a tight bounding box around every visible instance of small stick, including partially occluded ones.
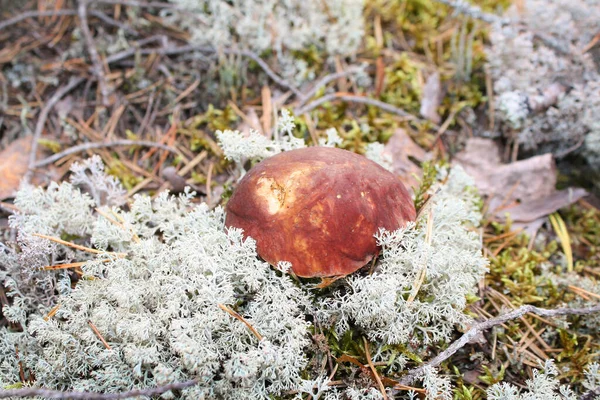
[298,66,365,107]
[105,44,304,100]
[78,0,111,107]
[95,0,181,8]
[218,304,263,341]
[0,379,200,399]
[34,140,181,168]
[26,77,85,182]
[295,93,435,127]
[397,303,600,387]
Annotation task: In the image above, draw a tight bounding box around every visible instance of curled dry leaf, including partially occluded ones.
[0,136,54,200]
[382,128,428,192]
[454,138,587,224]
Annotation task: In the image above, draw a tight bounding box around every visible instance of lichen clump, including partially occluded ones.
[0,149,489,397]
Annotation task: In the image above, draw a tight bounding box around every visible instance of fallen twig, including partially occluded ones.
[89,10,139,34]
[581,387,600,400]
[295,93,434,126]
[298,66,365,108]
[78,0,111,107]
[105,44,304,100]
[25,77,86,182]
[0,9,77,30]
[0,8,137,37]
[33,140,181,168]
[398,303,600,386]
[0,379,200,399]
[95,0,181,8]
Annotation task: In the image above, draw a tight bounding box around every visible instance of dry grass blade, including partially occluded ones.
[549,212,573,272]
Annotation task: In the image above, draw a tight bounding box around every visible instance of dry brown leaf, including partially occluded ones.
[235,107,263,138]
[505,188,588,223]
[0,137,57,200]
[454,138,587,222]
[0,136,34,200]
[383,128,428,192]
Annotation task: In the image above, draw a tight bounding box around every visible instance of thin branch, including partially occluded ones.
[33,140,181,168]
[105,44,304,100]
[295,93,434,126]
[89,10,139,34]
[234,49,304,100]
[104,35,168,64]
[0,10,77,30]
[25,77,86,182]
[298,66,365,107]
[581,387,600,400]
[78,0,111,107]
[398,303,600,386]
[0,379,200,399]
[95,0,181,8]
[0,8,137,36]
[41,259,112,271]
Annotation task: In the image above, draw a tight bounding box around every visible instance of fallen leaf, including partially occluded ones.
[454,138,587,223]
[0,137,57,200]
[0,137,33,200]
[500,188,588,223]
[235,107,263,138]
[419,71,441,124]
[383,128,429,192]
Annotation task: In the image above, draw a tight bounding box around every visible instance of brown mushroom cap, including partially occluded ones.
[224,147,416,277]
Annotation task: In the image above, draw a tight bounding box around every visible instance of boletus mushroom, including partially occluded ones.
[225,147,416,278]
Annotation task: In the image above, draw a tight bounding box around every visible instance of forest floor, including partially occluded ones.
[1,1,600,399]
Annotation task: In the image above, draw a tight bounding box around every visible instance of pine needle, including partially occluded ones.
[32,233,126,257]
[218,304,263,341]
[362,337,388,400]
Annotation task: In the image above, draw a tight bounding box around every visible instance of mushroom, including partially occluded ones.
[225,147,416,278]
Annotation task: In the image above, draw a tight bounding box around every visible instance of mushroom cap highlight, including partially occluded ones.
[224,147,416,277]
